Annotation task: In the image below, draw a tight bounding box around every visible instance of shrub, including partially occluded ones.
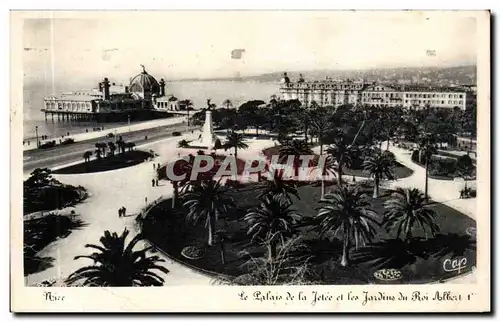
[428,157,457,177]
[172,131,181,137]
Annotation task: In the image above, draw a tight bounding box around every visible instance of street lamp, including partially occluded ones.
[128,114,131,133]
[35,126,39,148]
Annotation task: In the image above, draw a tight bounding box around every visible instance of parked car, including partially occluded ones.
[107,133,115,138]
[172,131,181,137]
[60,138,75,145]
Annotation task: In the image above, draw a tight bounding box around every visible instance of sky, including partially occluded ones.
[22,11,478,86]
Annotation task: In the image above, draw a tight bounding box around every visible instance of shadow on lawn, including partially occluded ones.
[351,233,476,270]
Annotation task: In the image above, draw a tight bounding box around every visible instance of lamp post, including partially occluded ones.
[128,114,131,133]
[35,126,39,148]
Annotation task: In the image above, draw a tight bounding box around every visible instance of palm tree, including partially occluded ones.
[223,99,232,109]
[315,154,337,200]
[244,195,301,261]
[180,99,193,127]
[278,139,313,180]
[362,150,397,198]
[116,140,126,154]
[316,185,380,267]
[82,151,92,163]
[418,134,437,200]
[107,142,116,156]
[177,139,190,148]
[456,154,475,190]
[257,170,300,202]
[95,142,106,156]
[384,188,439,242]
[94,148,102,161]
[224,131,248,160]
[326,131,354,186]
[65,229,169,286]
[182,180,234,246]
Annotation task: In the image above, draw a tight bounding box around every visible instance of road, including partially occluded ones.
[23,122,200,174]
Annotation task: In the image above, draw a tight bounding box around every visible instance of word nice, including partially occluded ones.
[163,154,334,182]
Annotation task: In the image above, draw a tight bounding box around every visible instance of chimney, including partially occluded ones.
[159,78,166,97]
[103,77,110,100]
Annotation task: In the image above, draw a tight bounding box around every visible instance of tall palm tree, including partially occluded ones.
[82,151,92,163]
[65,229,169,286]
[224,131,248,160]
[94,148,102,160]
[244,195,301,261]
[182,180,234,246]
[310,109,335,198]
[180,99,193,127]
[418,134,437,200]
[95,142,106,156]
[316,185,380,267]
[326,131,354,186]
[107,142,116,156]
[362,150,397,198]
[384,188,439,242]
[278,139,313,180]
[223,99,232,109]
[315,154,337,200]
[257,170,300,202]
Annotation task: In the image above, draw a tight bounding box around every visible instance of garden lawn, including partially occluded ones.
[141,181,476,284]
[53,150,153,174]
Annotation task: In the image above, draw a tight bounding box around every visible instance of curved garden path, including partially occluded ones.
[26,135,476,285]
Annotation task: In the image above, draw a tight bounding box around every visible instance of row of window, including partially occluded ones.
[45,102,92,110]
[283,90,465,100]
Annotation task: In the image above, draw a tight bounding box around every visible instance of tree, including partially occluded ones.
[278,139,313,180]
[326,130,355,186]
[418,134,437,200]
[25,168,57,188]
[95,142,106,156]
[219,236,312,285]
[310,108,335,199]
[456,154,475,190]
[116,139,126,154]
[177,139,190,148]
[180,99,193,127]
[83,151,92,163]
[222,99,232,109]
[107,142,116,156]
[362,149,397,198]
[224,131,248,160]
[316,185,379,267]
[257,170,300,203]
[244,195,301,261]
[95,148,102,160]
[182,180,235,246]
[384,188,439,242]
[65,229,169,286]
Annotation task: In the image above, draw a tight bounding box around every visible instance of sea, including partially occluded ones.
[22,80,280,140]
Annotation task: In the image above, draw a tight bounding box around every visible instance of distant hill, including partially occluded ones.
[177,65,477,86]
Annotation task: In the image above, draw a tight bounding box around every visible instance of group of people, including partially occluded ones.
[151,178,160,187]
[118,206,127,218]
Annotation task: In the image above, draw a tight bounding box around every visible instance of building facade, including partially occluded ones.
[280,76,476,110]
[43,66,179,116]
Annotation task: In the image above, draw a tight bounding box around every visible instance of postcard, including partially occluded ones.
[10,10,490,312]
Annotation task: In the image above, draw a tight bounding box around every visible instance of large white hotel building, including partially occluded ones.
[279,74,476,110]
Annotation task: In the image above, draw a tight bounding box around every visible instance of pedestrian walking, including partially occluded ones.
[155,179,159,186]
[145,197,148,205]
[118,208,122,218]
[152,178,155,187]
[27,141,30,146]
[123,207,127,216]
[157,163,160,169]
[145,135,148,140]
[153,163,156,170]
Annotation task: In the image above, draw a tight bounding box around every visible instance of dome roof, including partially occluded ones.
[129,67,160,94]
